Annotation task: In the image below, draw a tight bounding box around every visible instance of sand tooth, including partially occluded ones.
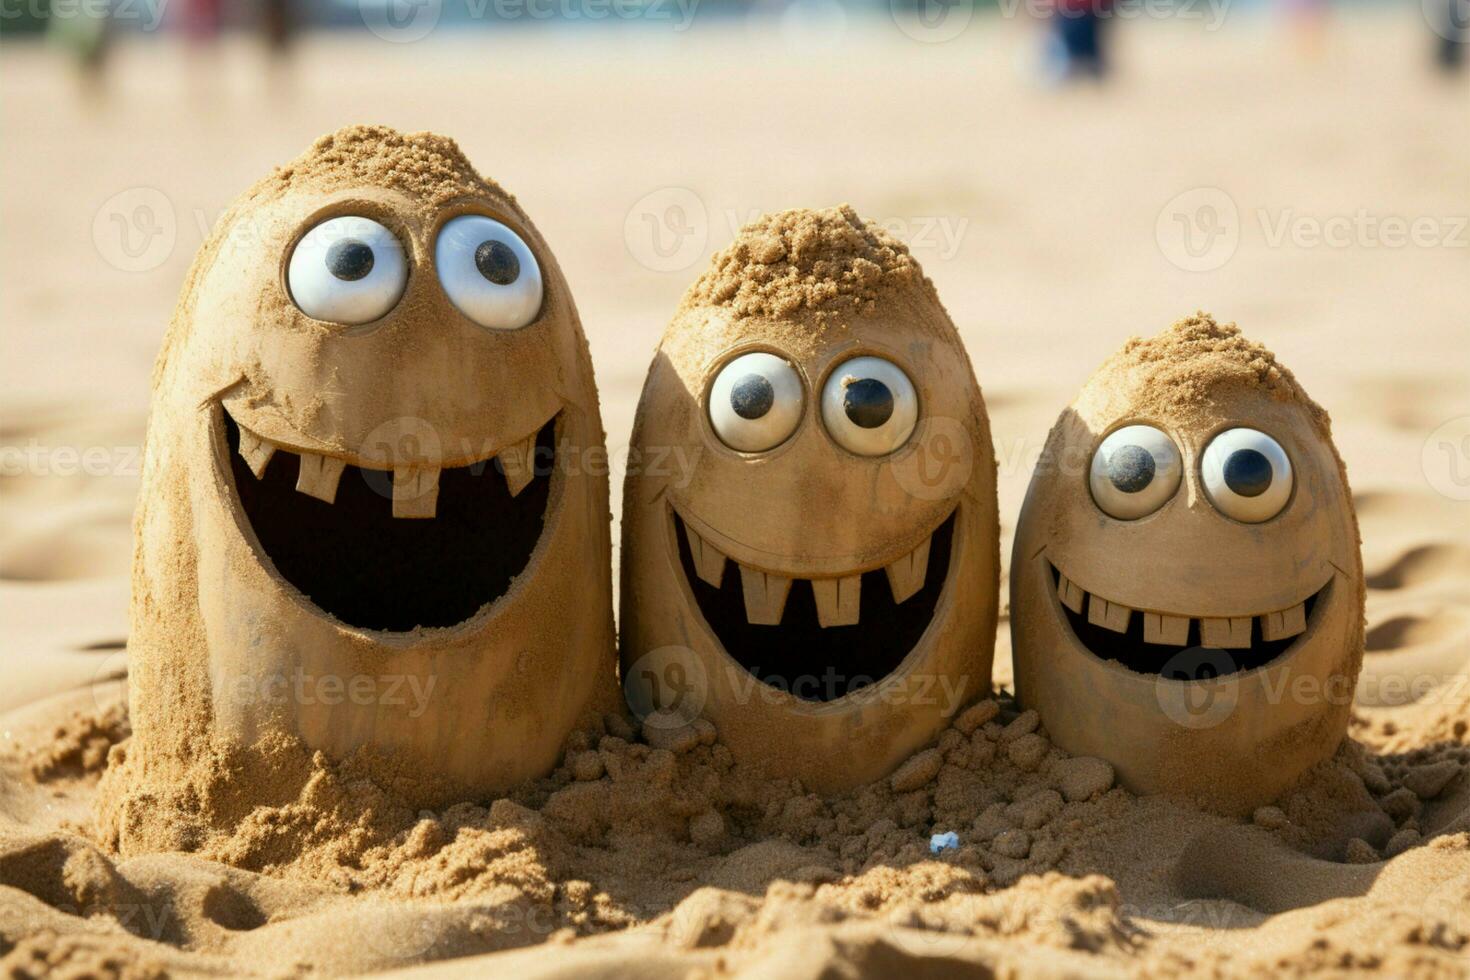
[885,536,931,604]
[1143,612,1191,646]
[1087,594,1132,633]
[392,465,441,519]
[685,526,728,587]
[237,427,277,478]
[812,575,862,628]
[295,453,347,503]
[1261,602,1307,642]
[1201,617,1253,649]
[497,432,539,497]
[740,566,792,626]
[1056,573,1085,614]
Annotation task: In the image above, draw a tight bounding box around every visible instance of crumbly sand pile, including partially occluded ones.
[3,685,1464,977]
[1090,313,1331,435]
[682,205,931,324]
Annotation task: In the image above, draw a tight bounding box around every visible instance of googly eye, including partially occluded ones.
[1201,427,1293,523]
[708,352,804,452]
[1089,424,1183,519]
[287,216,408,325]
[820,356,918,457]
[435,215,543,331]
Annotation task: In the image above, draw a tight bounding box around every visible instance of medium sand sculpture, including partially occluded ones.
[619,206,1000,793]
[1011,315,1365,815]
[112,126,617,813]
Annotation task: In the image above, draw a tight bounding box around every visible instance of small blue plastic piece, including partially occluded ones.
[929,831,960,854]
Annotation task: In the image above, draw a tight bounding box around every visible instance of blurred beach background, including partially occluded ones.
[1,0,1466,716]
[2,0,1470,974]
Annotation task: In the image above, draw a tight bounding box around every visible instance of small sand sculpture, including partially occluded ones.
[108,126,618,816]
[1010,314,1365,815]
[619,206,1000,793]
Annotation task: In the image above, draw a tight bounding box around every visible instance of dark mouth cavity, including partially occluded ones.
[1050,563,1323,678]
[676,512,955,703]
[224,413,555,632]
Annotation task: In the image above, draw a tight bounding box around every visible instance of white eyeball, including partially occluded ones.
[435,216,543,331]
[820,356,918,457]
[287,216,408,325]
[1201,427,1293,523]
[708,352,804,452]
[1089,424,1183,520]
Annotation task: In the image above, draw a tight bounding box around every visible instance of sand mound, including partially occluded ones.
[262,124,502,210]
[3,19,1468,976]
[682,204,930,324]
[1082,312,1332,436]
[4,669,1468,976]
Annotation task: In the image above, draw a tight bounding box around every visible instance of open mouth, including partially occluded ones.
[674,510,955,703]
[1049,560,1329,678]
[222,410,557,632]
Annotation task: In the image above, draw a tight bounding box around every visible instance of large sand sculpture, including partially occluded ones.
[1011,315,1365,815]
[109,126,619,821]
[619,205,1001,792]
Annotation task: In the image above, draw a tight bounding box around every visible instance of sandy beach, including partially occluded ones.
[2,10,1468,976]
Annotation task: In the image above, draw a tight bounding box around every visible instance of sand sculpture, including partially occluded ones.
[1010,315,1364,815]
[619,206,1000,793]
[119,126,617,809]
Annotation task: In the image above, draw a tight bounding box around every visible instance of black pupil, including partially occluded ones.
[326,240,374,282]
[475,240,520,286]
[1108,445,1156,494]
[731,375,774,420]
[1223,448,1273,498]
[844,378,894,429]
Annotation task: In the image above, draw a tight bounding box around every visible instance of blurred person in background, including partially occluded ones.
[1042,0,1112,82]
[260,0,296,59]
[179,0,223,44]
[1431,0,1465,72]
[1278,0,1329,61]
[46,0,112,92]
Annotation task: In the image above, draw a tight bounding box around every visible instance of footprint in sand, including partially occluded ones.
[1353,490,1470,710]
[1357,607,1470,708]
[1366,543,1470,593]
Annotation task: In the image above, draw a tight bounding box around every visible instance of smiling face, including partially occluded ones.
[129,127,616,807]
[1011,316,1364,815]
[620,207,999,793]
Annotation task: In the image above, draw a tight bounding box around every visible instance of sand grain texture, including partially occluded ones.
[3,14,1468,978]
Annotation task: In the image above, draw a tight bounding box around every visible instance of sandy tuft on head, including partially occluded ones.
[1085,313,1330,435]
[682,205,931,324]
[255,124,505,208]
